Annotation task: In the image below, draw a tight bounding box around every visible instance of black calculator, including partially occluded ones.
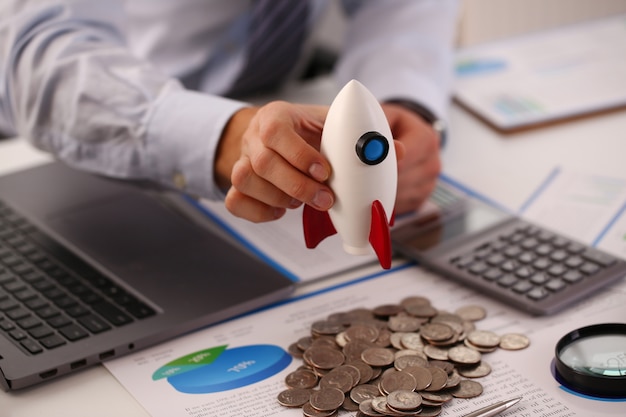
[391,183,626,315]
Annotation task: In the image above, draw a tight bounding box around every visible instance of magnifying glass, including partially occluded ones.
[554,323,626,398]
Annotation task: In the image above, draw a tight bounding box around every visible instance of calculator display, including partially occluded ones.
[396,200,511,252]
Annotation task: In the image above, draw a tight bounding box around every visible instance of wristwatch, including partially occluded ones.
[385,99,447,147]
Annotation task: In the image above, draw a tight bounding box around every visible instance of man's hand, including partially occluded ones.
[216,101,334,223]
[382,102,442,215]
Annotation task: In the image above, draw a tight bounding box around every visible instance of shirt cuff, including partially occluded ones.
[145,89,248,200]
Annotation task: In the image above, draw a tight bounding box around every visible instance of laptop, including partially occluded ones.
[0,162,295,390]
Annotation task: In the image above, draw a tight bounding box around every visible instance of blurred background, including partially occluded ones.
[315,0,626,49]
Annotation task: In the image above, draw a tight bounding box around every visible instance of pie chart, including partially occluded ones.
[152,344,292,394]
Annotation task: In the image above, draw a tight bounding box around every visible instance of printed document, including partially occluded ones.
[105,266,626,417]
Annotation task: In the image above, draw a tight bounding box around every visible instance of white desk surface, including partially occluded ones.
[1,85,626,416]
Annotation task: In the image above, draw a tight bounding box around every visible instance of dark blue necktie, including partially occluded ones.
[227,0,310,97]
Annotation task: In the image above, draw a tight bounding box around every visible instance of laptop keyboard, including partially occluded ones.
[0,199,156,355]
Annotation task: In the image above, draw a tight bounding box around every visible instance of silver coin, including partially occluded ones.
[387,390,423,411]
[424,366,448,392]
[420,390,453,404]
[447,345,482,365]
[428,360,455,375]
[302,401,337,417]
[379,370,417,394]
[335,331,348,347]
[394,354,428,371]
[361,347,395,367]
[423,344,449,361]
[304,346,345,370]
[454,305,487,322]
[359,398,385,416]
[345,323,380,343]
[334,363,361,387]
[499,333,530,350]
[420,322,454,342]
[388,315,422,332]
[457,361,492,378]
[444,370,462,388]
[276,388,312,407]
[350,383,382,404]
[400,333,425,351]
[311,319,346,336]
[370,396,391,415]
[466,330,500,348]
[319,369,353,393]
[374,328,393,348]
[464,338,498,353]
[343,339,376,362]
[372,304,405,318]
[347,359,374,383]
[404,303,438,318]
[285,368,318,389]
[402,365,433,391]
[310,387,345,411]
[451,379,483,398]
[342,394,360,412]
[288,342,304,358]
[400,295,431,307]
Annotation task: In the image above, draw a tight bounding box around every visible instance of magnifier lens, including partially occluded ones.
[559,335,626,377]
[555,323,626,398]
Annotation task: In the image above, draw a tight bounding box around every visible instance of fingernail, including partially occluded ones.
[289,198,302,208]
[309,162,328,182]
[273,207,286,219]
[312,190,333,210]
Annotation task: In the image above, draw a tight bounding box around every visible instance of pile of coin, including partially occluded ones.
[276,296,529,416]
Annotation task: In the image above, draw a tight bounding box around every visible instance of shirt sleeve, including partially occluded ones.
[0,0,245,200]
[336,0,460,121]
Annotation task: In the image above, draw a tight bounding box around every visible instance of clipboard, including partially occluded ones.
[453,14,626,133]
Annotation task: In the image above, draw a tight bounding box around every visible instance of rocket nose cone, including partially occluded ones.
[342,79,366,95]
[331,79,378,112]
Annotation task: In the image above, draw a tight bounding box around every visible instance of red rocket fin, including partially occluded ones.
[389,208,396,226]
[369,200,392,269]
[303,204,337,248]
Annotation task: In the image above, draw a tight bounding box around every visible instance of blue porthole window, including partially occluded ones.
[355,131,389,165]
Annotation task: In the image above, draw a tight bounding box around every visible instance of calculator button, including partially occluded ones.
[564,256,584,268]
[503,246,522,258]
[474,248,492,259]
[546,279,566,292]
[482,268,503,281]
[520,237,539,250]
[547,264,566,276]
[566,242,585,254]
[497,275,518,288]
[535,244,552,256]
[563,270,584,283]
[486,253,506,266]
[552,237,569,248]
[512,280,534,294]
[517,252,536,264]
[581,249,616,267]
[500,260,518,272]
[550,250,568,262]
[530,272,549,285]
[527,287,550,300]
[532,258,550,270]
[468,262,488,275]
[453,255,474,268]
[580,262,600,275]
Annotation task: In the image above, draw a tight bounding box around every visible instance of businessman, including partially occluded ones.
[0,0,459,223]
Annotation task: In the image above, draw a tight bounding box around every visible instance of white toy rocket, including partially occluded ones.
[303,79,397,269]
